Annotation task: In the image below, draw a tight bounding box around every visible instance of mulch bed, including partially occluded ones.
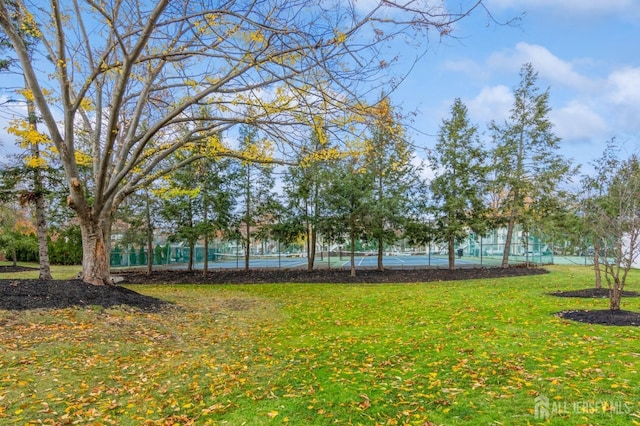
[0,265,38,273]
[2,265,639,326]
[556,309,640,326]
[0,279,170,311]
[549,288,640,298]
[120,265,549,285]
[0,266,548,312]
[551,287,640,326]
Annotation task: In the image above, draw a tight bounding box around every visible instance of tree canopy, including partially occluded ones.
[490,63,574,267]
[0,0,489,284]
[429,98,488,269]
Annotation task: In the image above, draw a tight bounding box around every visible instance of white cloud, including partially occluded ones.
[604,67,640,131]
[478,43,640,142]
[606,67,640,105]
[488,43,595,91]
[550,101,607,141]
[442,59,489,80]
[466,85,512,123]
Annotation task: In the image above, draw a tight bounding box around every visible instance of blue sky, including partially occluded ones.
[1,1,638,177]
[390,0,640,174]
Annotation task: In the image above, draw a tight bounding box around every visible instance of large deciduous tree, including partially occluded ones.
[490,63,573,268]
[0,0,489,284]
[429,98,488,270]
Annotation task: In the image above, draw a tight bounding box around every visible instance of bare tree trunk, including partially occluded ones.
[308,226,316,271]
[145,192,153,275]
[203,234,209,277]
[501,215,516,268]
[349,215,356,277]
[377,236,384,271]
[25,88,52,280]
[79,220,111,285]
[188,239,194,272]
[34,187,52,280]
[244,223,250,272]
[203,185,209,277]
[376,174,384,272]
[244,165,250,272]
[10,246,17,267]
[610,280,621,311]
[146,236,153,274]
[592,238,602,289]
[305,199,315,271]
[448,236,455,270]
[183,200,193,271]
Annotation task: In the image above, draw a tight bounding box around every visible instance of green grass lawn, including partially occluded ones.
[1,265,639,425]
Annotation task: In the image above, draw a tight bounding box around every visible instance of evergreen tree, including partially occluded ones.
[321,155,374,277]
[157,150,238,272]
[490,63,574,267]
[236,125,278,271]
[429,98,488,269]
[364,96,418,270]
[199,156,239,276]
[157,159,202,272]
[282,125,337,270]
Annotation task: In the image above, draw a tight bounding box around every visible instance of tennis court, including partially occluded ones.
[116,249,581,271]
[172,253,498,270]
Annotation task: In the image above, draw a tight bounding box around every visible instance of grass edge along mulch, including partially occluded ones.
[0,265,548,311]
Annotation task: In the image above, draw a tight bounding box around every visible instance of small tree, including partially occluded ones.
[0,202,37,266]
[48,224,82,265]
[158,181,199,271]
[583,145,640,310]
[199,156,238,276]
[321,155,374,277]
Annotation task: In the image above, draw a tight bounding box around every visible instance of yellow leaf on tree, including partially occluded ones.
[79,97,95,112]
[25,156,47,168]
[74,151,93,166]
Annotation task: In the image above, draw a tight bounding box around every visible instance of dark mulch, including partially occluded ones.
[556,309,640,326]
[0,265,38,273]
[0,279,170,311]
[3,265,638,326]
[121,265,549,285]
[0,266,548,312]
[549,288,640,298]
[552,287,640,326]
